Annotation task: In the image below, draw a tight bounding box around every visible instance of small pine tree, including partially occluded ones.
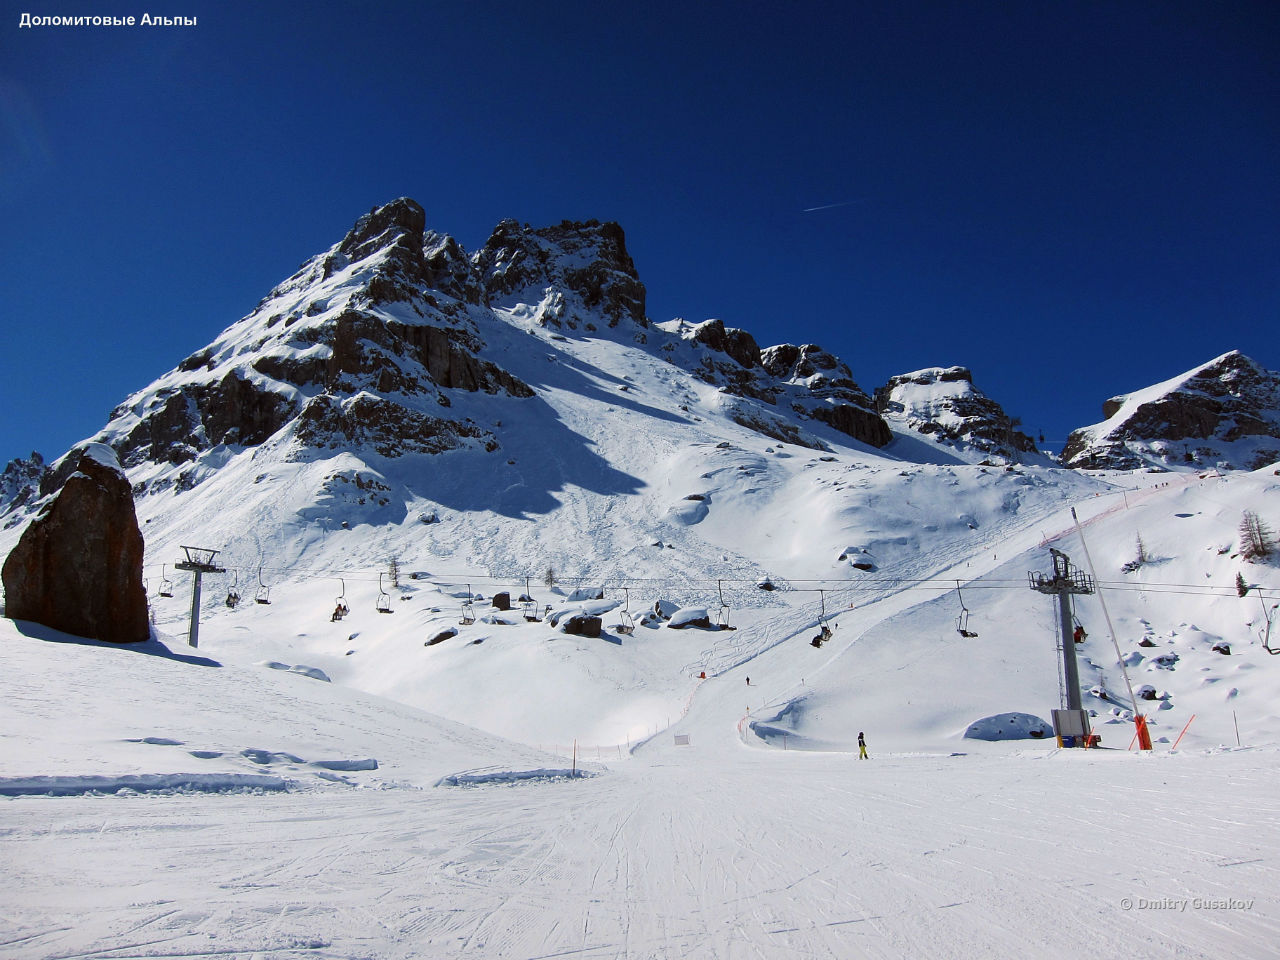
[388,557,400,588]
[544,566,557,589]
[1122,533,1148,573]
[1239,510,1275,561]
[1236,572,1249,597]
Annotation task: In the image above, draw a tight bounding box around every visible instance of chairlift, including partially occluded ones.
[459,583,475,625]
[225,568,241,608]
[615,586,635,636]
[1256,590,1279,655]
[811,589,834,647]
[716,580,736,631]
[332,578,349,621]
[955,581,977,638]
[255,565,271,605]
[158,565,174,598]
[376,572,394,614]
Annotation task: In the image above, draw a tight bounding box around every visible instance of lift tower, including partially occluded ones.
[1029,548,1095,745]
[175,546,225,648]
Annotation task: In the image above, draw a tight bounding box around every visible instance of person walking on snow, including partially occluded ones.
[858,731,869,759]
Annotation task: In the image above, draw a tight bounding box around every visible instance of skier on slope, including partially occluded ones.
[858,731,869,759]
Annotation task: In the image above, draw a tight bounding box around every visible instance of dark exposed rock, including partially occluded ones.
[475,219,647,328]
[294,394,498,458]
[692,320,760,370]
[562,614,602,638]
[2,445,149,643]
[875,366,1035,460]
[0,452,48,520]
[1062,351,1280,470]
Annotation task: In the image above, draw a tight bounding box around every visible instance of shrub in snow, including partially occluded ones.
[1137,685,1158,700]
[1212,641,1231,655]
[566,586,604,602]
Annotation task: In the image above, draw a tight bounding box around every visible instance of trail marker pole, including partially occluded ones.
[174,546,225,648]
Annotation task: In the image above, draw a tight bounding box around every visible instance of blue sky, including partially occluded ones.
[2,0,1277,463]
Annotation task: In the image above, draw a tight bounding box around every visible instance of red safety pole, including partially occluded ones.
[1171,714,1197,751]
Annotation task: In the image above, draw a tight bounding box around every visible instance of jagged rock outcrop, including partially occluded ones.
[475,219,648,330]
[1061,351,1280,470]
[875,366,1036,461]
[664,321,891,449]
[0,452,48,525]
[92,198,537,481]
[2,444,149,643]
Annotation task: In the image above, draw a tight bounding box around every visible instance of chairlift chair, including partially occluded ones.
[615,586,635,636]
[158,565,174,598]
[459,583,476,625]
[955,582,977,638]
[255,565,271,605]
[811,589,834,646]
[376,572,394,614]
[332,578,349,621]
[225,568,241,608]
[716,580,736,631]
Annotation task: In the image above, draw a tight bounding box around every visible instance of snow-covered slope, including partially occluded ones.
[1062,350,1280,471]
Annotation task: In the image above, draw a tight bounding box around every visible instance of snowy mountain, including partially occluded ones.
[4,199,1280,959]
[1061,350,1280,471]
[873,365,1039,463]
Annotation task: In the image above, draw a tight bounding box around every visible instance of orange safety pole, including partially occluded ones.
[1134,714,1153,751]
[1171,714,1197,751]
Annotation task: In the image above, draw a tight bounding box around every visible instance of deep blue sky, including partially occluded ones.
[3,0,1277,463]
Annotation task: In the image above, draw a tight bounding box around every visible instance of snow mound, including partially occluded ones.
[259,661,331,682]
[0,773,290,797]
[435,767,597,787]
[963,712,1051,741]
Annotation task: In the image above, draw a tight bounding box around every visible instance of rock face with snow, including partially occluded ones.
[0,452,47,527]
[660,320,892,449]
[474,219,648,331]
[2,444,149,644]
[88,198,542,493]
[874,366,1036,462]
[1061,351,1280,470]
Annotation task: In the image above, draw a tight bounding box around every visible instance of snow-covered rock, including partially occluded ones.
[1061,350,1280,470]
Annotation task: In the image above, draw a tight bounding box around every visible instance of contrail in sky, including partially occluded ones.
[802,199,866,213]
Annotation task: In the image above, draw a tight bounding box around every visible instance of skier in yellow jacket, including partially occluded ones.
[858,731,869,759]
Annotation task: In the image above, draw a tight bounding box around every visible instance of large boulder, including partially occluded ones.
[2,444,149,643]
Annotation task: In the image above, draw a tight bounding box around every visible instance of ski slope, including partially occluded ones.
[4,459,1280,957]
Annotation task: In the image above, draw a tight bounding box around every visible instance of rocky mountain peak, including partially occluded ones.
[474,218,647,329]
[875,366,1036,462]
[1061,350,1280,470]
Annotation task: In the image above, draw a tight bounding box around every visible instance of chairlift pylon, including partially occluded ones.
[255,565,271,605]
[377,572,394,614]
[955,581,977,638]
